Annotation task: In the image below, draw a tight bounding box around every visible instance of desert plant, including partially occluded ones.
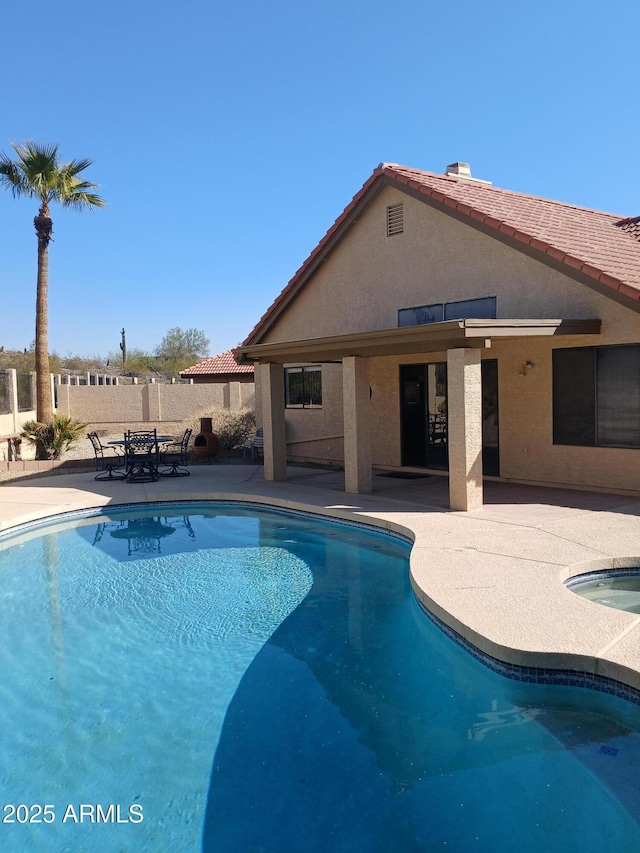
[213,408,256,451]
[21,414,87,460]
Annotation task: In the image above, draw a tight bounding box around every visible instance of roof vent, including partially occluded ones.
[445,162,492,186]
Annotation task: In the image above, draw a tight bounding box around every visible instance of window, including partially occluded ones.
[553,345,640,448]
[386,203,403,236]
[285,366,322,408]
[398,295,496,327]
[398,303,444,327]
[444,296,497,321]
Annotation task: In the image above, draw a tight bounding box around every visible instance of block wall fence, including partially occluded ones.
[55,381,255,424]
[0,370,254,461]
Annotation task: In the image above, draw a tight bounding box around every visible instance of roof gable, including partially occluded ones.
[243,164,640,346]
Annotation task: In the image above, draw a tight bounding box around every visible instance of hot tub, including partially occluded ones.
[565,570,640,614]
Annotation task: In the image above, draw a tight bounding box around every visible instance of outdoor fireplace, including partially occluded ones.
[194,418,219,460]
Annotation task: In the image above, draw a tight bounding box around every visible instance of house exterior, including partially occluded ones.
[235,162,640,510]
[180,350,255,385]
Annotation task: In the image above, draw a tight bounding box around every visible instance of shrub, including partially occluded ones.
[211,408,256,451]
[21,414,87,460]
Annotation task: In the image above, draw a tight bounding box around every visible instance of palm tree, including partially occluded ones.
[0,141,105,432]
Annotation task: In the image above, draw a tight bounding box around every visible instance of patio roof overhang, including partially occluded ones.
[235,318,601,364]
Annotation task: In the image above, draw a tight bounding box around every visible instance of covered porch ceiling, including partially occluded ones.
[235,318,601,364]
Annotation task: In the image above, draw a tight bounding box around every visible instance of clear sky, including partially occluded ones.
[1,0,638,360]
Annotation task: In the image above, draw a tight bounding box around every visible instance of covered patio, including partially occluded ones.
[236,317,601,510]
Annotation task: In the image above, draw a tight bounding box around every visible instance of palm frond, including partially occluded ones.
[0,140,105,210]
[0,152,29,197]
[57,165,106,209]
[63,157,94,176]
[63,190,106,211]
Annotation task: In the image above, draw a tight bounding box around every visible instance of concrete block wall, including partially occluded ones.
[55,381,255,425]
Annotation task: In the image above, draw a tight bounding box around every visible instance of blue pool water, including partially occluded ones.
[1,502,640,852]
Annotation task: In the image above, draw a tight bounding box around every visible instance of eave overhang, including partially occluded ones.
[235,318,601,364]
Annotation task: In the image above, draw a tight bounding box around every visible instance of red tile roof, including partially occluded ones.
[616,216,640,241]
[242,163,640,345]
[181,350,254,376]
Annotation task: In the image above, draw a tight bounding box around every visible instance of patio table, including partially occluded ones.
[109,436,174,483]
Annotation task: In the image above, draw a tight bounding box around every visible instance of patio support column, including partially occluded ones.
[342,355,372,494]
[260,362,287,481]
[447,348,483,511]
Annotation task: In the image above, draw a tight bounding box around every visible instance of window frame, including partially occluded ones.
[552,344,640,449]
[398,295,497,328]
[284,365,323,409]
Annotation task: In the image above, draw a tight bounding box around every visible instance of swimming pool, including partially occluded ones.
[1,501,640,851]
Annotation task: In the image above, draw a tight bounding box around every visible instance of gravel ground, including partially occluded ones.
[1,422,250,483]
[2,423,178,482]
[63,422,187,462]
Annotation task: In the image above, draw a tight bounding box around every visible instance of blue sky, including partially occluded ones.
[1,0,637,360]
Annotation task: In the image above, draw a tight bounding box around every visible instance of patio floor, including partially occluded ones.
[2,463,640,694]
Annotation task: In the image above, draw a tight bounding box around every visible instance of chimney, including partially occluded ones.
[446,162,472,179]
[445,162,492,186]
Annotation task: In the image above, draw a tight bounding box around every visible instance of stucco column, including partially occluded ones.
[447,348,483,511]
[342,356,372,494]
[260,362,287,481]
[228,381,241,411]
[148,382,161,421]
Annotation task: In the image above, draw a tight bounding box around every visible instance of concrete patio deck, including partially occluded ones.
[2,463,640,695]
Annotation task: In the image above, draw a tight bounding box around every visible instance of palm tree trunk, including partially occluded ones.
[34,210,53,432]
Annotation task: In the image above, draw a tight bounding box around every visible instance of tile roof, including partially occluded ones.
[181,350,254,376]
[242,163,640,346]
[616,216,640,241]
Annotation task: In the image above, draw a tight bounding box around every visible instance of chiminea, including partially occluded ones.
[194,417,219,459]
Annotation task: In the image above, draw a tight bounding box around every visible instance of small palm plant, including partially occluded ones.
[21,414,87,460]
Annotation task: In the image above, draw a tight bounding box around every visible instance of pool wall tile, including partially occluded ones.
[416,598,640,708]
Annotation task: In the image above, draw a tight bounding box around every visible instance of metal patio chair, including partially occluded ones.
[87,432,126,481]
[159,428,192,477]
[124,428,159,483]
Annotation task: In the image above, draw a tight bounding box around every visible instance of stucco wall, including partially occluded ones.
[283,363,344,464]
[0,411,38,461]
[254,184,640,492]
[0,370,37,460]
[263,185,636,342]
[56,382,255,424]
[278,335,640,493]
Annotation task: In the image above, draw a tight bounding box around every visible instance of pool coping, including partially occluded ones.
[2,466,640,701]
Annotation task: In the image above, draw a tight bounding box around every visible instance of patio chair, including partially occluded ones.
[124,429,160,483]
[88,432,126,481]
[243,427,264,462]
[126,429,157,440]
[159,428,192,477]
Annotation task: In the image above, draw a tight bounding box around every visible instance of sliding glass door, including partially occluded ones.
[400,360,499,475]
